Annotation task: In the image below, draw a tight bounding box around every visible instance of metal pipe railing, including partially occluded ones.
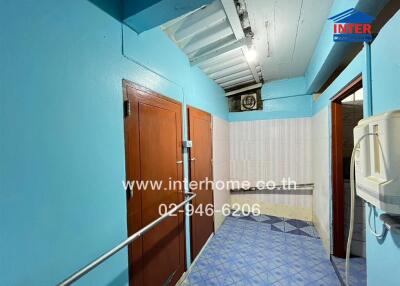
[57,192,196,286]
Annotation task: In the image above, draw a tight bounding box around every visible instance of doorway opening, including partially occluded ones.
[331,75,366,284]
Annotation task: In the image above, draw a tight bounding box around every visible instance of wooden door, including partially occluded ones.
[187,106,214,260]
[123,81,185,286]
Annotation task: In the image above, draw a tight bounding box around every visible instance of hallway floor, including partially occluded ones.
[182,214,340,286]
[331,256,366,286]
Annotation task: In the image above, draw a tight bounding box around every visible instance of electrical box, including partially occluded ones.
[354,110,400,213]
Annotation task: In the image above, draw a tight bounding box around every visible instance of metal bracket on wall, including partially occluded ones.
[380,213,400,233]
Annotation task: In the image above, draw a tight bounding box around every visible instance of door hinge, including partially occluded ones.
[123,100,131,118]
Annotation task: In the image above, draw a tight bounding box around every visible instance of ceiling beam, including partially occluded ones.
[225,83,263,96]
[220,0,261,83]
[242,47,261,83]
[220,0,245,38]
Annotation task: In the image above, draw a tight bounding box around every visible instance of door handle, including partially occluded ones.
[176,160,183,164]
[190,157,196,161]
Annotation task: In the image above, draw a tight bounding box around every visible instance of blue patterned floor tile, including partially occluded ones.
[285,219,310,228]
[261,215,284,224]
[201,276,225,286]
[230,268,249,282]
[299,226,317,237]
[218,273,236,284]
[286,229,312,237]
[181,215,341,286]
[187,271,205,285]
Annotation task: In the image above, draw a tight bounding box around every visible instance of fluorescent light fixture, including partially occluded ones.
[245,47,257,62]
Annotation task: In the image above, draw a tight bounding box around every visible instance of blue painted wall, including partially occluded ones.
[228,77,313,122]
[121,25,228,120]
[305,0,359,92]
[311,9,400,286]
[366,10,400,286]
[0,1,227,285]
[261,77,307,100]
[304,0,388,94]
[312,51,363,115]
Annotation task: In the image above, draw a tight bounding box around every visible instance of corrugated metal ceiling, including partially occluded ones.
[162,0,262,92]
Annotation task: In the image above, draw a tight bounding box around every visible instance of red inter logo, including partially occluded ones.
[329,9,374,42]
[333,23,372,34]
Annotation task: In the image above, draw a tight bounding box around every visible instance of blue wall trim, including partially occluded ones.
[363,42,373,117]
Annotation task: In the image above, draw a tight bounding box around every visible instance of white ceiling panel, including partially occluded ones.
[246,0,334,81]
[162,0,333,92]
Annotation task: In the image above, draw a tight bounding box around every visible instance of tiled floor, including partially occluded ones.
[331,256,366,286]
[182,214,340,286]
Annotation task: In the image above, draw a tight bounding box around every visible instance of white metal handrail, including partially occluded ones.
[57,192,196,286]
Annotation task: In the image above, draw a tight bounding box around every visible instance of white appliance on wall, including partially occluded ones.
[346,110,400,285]
[353,110,400,214]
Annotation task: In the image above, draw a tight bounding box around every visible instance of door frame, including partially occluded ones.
[122,79,186,285]
[187,105,215,261]
[331,74,362,258]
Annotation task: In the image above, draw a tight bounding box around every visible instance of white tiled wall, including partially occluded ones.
[212,116,230,231]
[229,118,313,217]
[230,118,312,186]
[311,107,331,254]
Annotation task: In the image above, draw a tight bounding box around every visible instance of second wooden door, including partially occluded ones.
[187,106,214,260]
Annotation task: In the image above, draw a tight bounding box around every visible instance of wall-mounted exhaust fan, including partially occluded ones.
[241,93,257,110]
[228,88,262,112]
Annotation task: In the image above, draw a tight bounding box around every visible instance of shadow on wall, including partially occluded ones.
[87,0,123,21]
[390,232,400,248]
[369,206,400,248]
[106,268,129,286]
